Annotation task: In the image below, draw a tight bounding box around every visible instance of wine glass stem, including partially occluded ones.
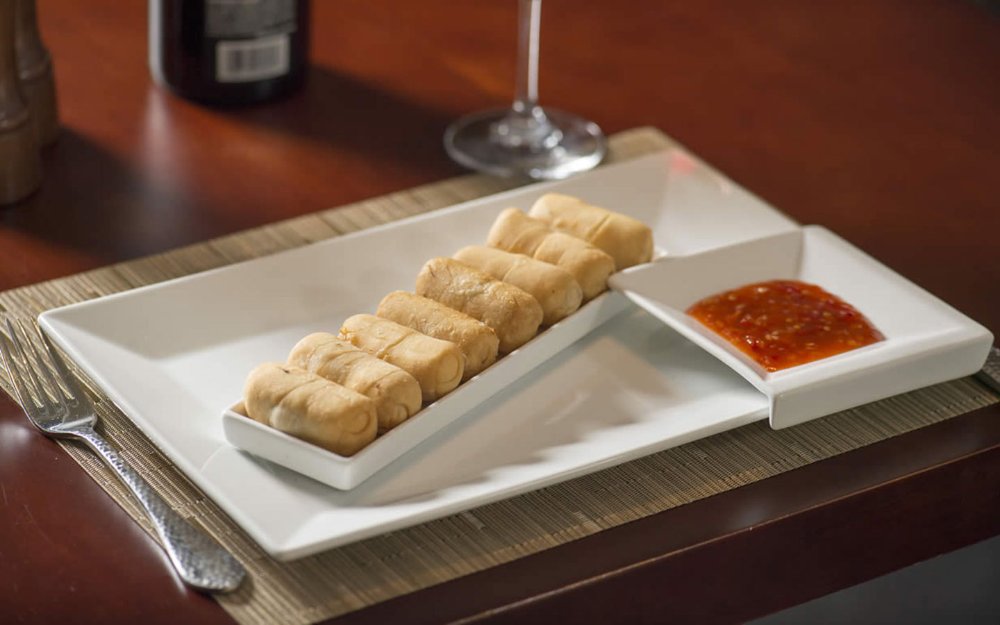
[493,0,560,150]
[513,0,541,116]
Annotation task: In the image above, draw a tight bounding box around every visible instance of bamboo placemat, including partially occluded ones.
[0,127,996,625]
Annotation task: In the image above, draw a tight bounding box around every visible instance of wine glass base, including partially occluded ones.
[444,107,607,180]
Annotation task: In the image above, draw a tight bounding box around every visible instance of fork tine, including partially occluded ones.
[2,317,42,410]
[13,318,69,406]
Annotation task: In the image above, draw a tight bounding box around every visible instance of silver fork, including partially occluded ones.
[0,317,245,593]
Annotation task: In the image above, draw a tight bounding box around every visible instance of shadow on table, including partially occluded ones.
[0,128,214,270]
[226,64,462,176]
[0,66,466,284]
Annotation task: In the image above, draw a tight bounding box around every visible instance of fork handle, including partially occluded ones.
[77,427,246,592]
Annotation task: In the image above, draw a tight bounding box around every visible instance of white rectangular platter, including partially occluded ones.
[40,148,801,560]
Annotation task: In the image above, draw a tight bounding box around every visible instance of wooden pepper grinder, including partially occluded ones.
[0,0,41,205]
[15,0,56,145]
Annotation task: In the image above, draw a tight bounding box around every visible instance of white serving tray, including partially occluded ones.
[38,145,913,560]
[609,227,993,428]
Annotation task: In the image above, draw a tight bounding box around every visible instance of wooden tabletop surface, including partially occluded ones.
[1,1,998,623]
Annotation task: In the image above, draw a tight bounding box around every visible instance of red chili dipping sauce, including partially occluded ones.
[686,280,883,372]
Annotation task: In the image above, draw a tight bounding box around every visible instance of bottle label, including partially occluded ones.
[205,0,296,39]
[206,0,296,83]
[216,35,290,82]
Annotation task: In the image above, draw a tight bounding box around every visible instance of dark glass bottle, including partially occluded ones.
[149,0,309,106]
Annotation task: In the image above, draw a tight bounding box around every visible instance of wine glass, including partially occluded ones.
[444,0,606,180]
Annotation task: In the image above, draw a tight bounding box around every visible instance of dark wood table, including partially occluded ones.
[2,1,997,623]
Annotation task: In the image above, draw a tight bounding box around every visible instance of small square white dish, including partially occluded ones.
[609,226,993,428]
[38,145,798,559]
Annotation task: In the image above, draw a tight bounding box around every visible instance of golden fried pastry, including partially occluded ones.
[529,193,654,270]
[243,362,377,456]
[453,245,583,325]
[376,291,499,380]
[485,208,615,300]
[288,332,422,433]
[338,314,464,402]
[415,257,543,354]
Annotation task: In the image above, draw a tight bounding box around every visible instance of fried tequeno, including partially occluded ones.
[485,208,615,300]
[415,257,544,354]
[376,291,499,380]
[453,245,583,326]
[338,314,464,402]
[243,363,377,456]
[287,332,422,433]
[529,193,654,270]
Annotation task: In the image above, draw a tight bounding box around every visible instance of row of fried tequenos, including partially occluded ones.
[241,194,654,457]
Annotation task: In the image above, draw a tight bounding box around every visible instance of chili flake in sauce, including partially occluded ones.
[686,280,883,372]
